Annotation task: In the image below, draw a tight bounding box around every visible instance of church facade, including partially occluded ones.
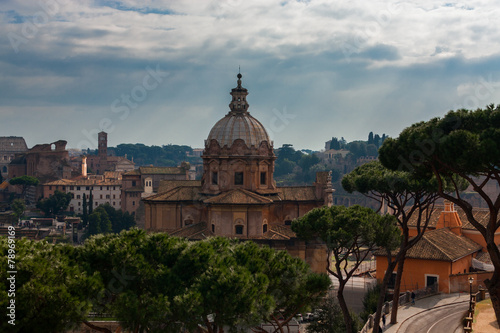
[143,74,333,272]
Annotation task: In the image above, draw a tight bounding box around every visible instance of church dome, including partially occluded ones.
[206,74,271,148]
[207,113,270,148]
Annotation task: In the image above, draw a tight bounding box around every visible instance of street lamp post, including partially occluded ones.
[469,277,474,313]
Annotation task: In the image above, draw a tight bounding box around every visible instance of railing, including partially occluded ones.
[463,289,486,332]
[358,284,438,333]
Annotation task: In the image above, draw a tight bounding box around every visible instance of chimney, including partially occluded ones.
[436,200,462,235]
[82,156,87,178]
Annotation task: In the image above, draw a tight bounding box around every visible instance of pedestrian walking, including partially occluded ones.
[382,313,386,329]
[411,290,416,305]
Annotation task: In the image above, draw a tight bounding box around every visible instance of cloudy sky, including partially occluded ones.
[2,0,500,151]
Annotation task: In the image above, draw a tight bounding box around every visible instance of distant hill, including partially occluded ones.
[108,143,201,167]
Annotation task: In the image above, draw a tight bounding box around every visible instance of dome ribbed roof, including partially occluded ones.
[206,73,271,148]
[207,113,270,148]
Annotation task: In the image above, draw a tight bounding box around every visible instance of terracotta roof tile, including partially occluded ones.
[260,224,297,240]
[139,166,185,175]
[408,205,493,230]
[143,186,202,202]
[203,189,273,205]
[158,180,201,194]
[273,186,319,201]
[170,222,214,239]
[375,228,482,261]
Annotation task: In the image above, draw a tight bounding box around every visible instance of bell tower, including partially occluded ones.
[98,131,108,157]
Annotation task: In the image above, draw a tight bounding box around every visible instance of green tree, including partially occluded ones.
[36,190,72,217]
[330,137,341,150]
[88,190,93,214]
[87,208,112,235]
[78,230,329,333]
[87,211,101,236]
[0,238,101,333]
[342,161,448,331]
[378,104,500,326]
[82,194,88,227]
[360,283,382,322]
[97,203,135,233]
[292,205,400,333]
[307,293,361,333]
[9,175,39,199]
[346,141,368,160]
[11,199,26,223]
[368,132,374,145]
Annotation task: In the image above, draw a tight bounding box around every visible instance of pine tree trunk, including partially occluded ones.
[390,252,407,324]
[337,284,353,333]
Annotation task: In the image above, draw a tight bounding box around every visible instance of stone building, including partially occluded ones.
[121,164,191,216]
[0,136,28,176]
[143,74,333,273]
[42,172,122,214]
[85,131,135,175]
[9,140,74,182]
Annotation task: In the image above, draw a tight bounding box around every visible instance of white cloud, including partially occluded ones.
[1,0,500,151]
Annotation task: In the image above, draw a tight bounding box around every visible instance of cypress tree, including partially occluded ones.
[82,194,88,226]
[89,189,93,214]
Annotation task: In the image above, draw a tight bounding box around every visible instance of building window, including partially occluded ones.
[100,186,103,190]
[86,186,90,190]
[49,186,52,190]
[263,224,268,233]
[260,172,266,185]
[76,195,80,199]
[100,195,103,199]
[77,186,80,191]
[212,171,218,185]
[106,195,110,199]
[234,172,243,185]
[70,186,74,190]
[212,224,215,233]
[132,181,136,187]
[113,194,116,199]
[132,201,135,206]
[285,220,292,226]
[113,202,115,206]
[78,202,81,206]
[235,225,243,235]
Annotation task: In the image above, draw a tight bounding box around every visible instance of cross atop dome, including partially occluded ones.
[229,72,249,113]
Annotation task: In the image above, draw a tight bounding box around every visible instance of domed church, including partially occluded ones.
[143,74,333,272]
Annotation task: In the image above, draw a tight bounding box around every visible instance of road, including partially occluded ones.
[396,301,469,333]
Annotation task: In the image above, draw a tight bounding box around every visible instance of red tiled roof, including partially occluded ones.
[203,189,273,205]
[139,166,185,175]
[274,186,319,201]
[260,224,297,240]
[407,205,492,231]
[158,180,201,194]
[143,186,202,202]
[170,222,214,240]
[375,228,482,261]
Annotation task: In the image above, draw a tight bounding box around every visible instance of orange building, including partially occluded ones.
[375,202,497,293]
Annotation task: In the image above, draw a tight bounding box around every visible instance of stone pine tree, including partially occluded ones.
[379,104,500,327]
[292,205,400,333]
[342,161,445,331]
